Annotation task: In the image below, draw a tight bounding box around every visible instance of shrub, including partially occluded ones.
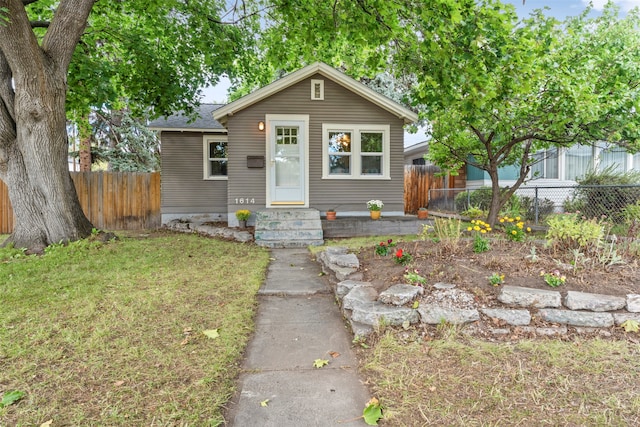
[566,166,640,222]
[455,187,519,214]
[546,213,605,251]
[520,196,555,222]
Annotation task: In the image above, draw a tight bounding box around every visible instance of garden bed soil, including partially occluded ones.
[357,238,640,301]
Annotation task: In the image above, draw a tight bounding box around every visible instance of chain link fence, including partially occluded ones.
[428,185,640,225]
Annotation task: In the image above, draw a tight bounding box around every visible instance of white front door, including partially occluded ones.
[267,115,308,206]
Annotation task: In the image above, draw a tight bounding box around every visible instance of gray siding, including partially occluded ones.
[161,131,228,215]
[226,74,406,215]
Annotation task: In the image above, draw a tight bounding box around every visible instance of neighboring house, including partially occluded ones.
[404,142,640,189]
[150,62,418,227]
[403,141,430,165]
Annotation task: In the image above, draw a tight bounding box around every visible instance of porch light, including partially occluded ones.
[258,121,265,131]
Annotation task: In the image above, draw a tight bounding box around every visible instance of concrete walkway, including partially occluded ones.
[225,248,371,426]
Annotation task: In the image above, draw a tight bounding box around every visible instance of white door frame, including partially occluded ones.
[265,114,310,207]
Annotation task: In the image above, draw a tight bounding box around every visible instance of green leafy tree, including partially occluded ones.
[251,0,640,226]
[0,0,254,250]
[421,2,640,225]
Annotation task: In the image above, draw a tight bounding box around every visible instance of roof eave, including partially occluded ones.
[212,62,418,125]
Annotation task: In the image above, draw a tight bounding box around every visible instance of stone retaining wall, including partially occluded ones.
[318,247,640,338]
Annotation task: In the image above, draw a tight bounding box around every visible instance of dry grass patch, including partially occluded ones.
[0,231,270,426]
[360,329,640,426]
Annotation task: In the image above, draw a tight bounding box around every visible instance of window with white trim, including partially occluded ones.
[322,124,390,179]
[203,135,228,180]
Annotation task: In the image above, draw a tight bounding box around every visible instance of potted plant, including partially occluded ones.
[326,209,337,220]
[235,209,251,229]
[417,207,428,219]
[366,199,384,220]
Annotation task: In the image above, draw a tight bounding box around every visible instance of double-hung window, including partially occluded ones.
[203,135,228,180]
[322,124,390,179]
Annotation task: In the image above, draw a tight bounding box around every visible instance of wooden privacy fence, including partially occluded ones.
[0,172,161,234]
[404,165,444,214]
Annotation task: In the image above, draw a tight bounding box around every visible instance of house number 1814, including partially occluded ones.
[235,198,255,204]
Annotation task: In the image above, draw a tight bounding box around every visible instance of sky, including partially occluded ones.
[200,0,640,144]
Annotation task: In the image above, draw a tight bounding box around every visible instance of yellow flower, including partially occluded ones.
[467,227,472,231]
[499,218,505,223]
[511,230,517,235]
[474,226,480,231]
[487,227,492,232]
[480,229,486,233]
[515,216,521,221]
[526,227,531,232]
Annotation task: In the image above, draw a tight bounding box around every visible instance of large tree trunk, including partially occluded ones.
[5,73,93,251]
[0,0,96,251]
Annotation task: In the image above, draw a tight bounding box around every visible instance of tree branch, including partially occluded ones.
[42,0,95,72]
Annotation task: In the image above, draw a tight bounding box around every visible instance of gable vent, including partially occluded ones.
[311,79,324,100]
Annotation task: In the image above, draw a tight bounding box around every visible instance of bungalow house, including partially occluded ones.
[149,62,418,246]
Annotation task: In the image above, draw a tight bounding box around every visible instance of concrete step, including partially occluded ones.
[255,208,324,248]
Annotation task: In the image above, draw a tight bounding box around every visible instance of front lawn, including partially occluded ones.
[0,231,270,426]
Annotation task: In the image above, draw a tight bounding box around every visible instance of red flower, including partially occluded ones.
[379,242,385,246]
[395,249,403,258]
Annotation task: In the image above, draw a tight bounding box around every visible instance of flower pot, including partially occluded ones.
[238,220,247,229]
[417,209,428,220]
[370,210,381,220]
[326,211,337,220]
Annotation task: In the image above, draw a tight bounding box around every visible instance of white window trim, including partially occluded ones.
[202,134,228,180]
[322,123,390,180]
[311,79,324,100]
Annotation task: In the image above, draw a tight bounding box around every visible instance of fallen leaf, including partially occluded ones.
[363,397,383,425]
[621,319,639,333]
[401,320,410,330]
[0,390,25,408]
[260,399,269,407]
[203,329,220,339]
[328,351,340,358]
[412,300,420,309]
[114,380,125,387]
[40,421,53,427]
[313,359,329,368]
[429,386,437,392]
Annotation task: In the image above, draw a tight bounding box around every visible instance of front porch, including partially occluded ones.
[321,215,429,238]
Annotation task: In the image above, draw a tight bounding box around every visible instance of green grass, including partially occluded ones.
[360,330,640,426]
[309,235,419,255]
[0,231,270,426]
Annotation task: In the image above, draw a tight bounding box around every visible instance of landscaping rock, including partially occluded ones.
[422,288,476,310]
[627,294,640,313]
[342,286,377,311]
[378,284,424,306]
[498,286,562,308]
[336,280,371,299]
[481,308,531,326]
[318,249,359,281]
[612,313,640,326]
[349,320,374,338]
[418,306,480,325]
[325,252,359,269]
[350,302,419,326]
[538,309,614,328]
[564,291,626,312]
